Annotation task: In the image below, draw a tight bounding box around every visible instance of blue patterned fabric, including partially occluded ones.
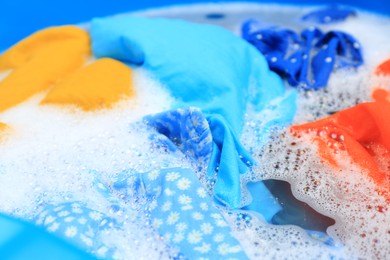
[242,20,364,90]
[145,107,213,170]
[301,5,356,24]
[145,108,282,221]
[110,167,249,260]
[34,202,118,258]
[91,16,294,219]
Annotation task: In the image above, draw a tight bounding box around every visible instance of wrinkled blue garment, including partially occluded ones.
[91,16,294,220]
[34,202,118,258]
[242,20,364,90]
[301,5,356,24]
[109,167,249,259]
[91,15,286,136]
[145,108,282,221]
[145,107,213,170]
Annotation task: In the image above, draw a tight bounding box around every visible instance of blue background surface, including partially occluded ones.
[1,0,390,51]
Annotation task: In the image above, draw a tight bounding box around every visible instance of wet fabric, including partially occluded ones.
[34,202,118,258]
[41,58,134,110]
[0,213,95,260]
[372,88,390,103]
[0,26,90,112]
[291,102,390,201]
[91,16,296,214]
[242,20,364,90]
[0,26,136,113]
[91,15,287,135]
[110,167,249,259]
[145,108,282,221]
[372,58,390,102]
[301,5,356,24]
[145,107,213,170]
[376,58,390,76]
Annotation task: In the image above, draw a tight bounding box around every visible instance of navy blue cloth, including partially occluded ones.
[301,5,356,24]
[242,20,364,90]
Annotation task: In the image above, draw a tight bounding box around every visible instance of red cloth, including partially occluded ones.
[372,58,390,102]
[291,102,390,200]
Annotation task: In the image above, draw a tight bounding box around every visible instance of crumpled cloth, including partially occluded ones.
[242,20,363,90]
[91,16,296,214]
[145,108,281,221]
[291,102,390,201]
[33,165,251,259]
[372,58,390,102]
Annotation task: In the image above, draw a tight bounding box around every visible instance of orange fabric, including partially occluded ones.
[375,59,390,76]
[41,58,134,110]
[291,102,390,199]
[0,26,90,112]
[372,88,390,103]
[372,58,390,102]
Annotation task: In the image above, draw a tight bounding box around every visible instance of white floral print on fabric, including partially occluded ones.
[34,202,118,258]
[112,167,248,259]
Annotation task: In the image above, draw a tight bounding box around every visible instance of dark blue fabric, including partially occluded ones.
[301,4,356,24]
[242,20,364,90]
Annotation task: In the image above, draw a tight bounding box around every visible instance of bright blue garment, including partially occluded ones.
[301,5,356,24]
[31,167,250,259]
[145,108,282,221]
[91,15,286,135]
[34,202,118,258]
[91,16,294,218]
[111,167,249,259]
[242,20,364,90]
[145,107,213,171]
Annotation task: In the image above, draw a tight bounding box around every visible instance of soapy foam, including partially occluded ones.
[0,68,184,258]
[248,131,390,259]
[1,2,390,259]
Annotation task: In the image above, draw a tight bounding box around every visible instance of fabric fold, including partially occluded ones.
[242,20,364,89]
[145,108,282,221]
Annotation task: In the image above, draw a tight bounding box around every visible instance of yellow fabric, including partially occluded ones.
[0,26,90,112]
[0,26,90,71]
[41,58,134,110]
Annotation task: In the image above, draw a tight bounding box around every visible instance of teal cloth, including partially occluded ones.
[91,16,295,219]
